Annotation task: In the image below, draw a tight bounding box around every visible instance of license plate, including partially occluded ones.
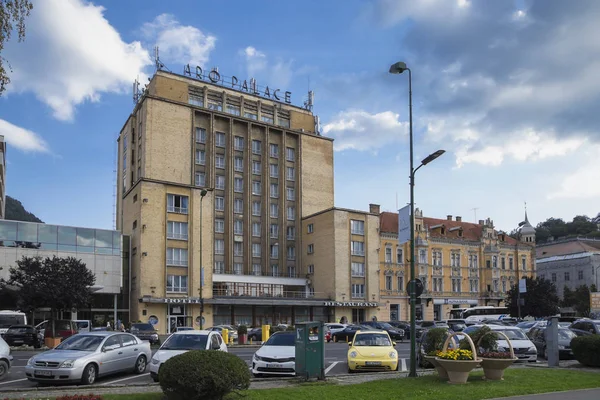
[35,370,53,377]
[365,361,381,366]
[266,363,283,368]
[13,340,23,343]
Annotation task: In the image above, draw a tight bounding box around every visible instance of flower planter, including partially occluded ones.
[238,334,247,345]
[435,359,480,384]
[478,331,517,381]
[424,355,448,379]
[44,337,61,349]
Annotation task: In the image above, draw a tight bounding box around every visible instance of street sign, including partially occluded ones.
[519,278,527,293]
[406,279,424,297]
[398,205,411,245]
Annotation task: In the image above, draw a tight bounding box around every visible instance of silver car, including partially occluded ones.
[25,331,152,385]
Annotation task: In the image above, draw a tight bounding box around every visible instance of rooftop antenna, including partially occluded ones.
[471,207,479,222]
[132,77,141,104]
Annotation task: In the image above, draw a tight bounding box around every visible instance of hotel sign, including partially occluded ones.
[183,65,292,104]
[324,301,379,308]
[433,299,479,305]
[141,297,203,304]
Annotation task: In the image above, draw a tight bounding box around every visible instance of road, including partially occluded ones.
[0,342,413,390]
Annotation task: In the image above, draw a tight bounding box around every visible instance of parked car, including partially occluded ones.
[248,327,263,342]
[2,325,41,348]
[35,320,78,341]
[569,319,600,336]
[206,326,237,342]
[386,321,413,338]
[150,330,227,382]
[130,323,160,345]
[441,319,467,332]
[25,332,151,385]
[360,321,404,341]
[347,330,398,373]
[174,327,194,332]
[325,323,348,336]
[0,335,13,380]
[74,320,92,333]
[462,325,537,362]
[251,331,296,377]
[331,325,372,342]
[528,326,577,359]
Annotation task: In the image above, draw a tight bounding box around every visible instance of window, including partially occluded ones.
[509,257,514,270]
[386,276,393,290]
[492,256,498,268]
[216,175,225,190]
[278,116,290,128]
[234,198,243,214]
[271,264,279,276]
[195,172,205,187]
[195,150,205,165]
[234,136,244,150]
[270,244,279,259]
[351,241,365,256]
[286,147,295,162]
[419,249,427,264]
[385,246,392,263]
[433,277,443,292]
[234,157,243,172]
[521,257,527,271]
[270,164,279,178]
[167,275,187,293]
[215,154,225,169]
[502,280,507,293]
[234,242,242,256]
[350,220,365,235]
[167,221,188,240]
[351,262,365,277]
[287,206,295,220]
[215,218,225,233]
[308,264,314,274]
[501,257,506,270]
[215,196,225,211]
[190,94,204,107]
[286,226,296,240]
[216,132,225,147]
[252,264,261,276]
[261,114,274,124]
[270,183,279,198]
[252,243,261,257]
[270,224,279,238]
[286,166,295,181]
[270,203,279,218]
[469,279,478,292]
[551,273,557,282]
[214,261,224,274]
[252,201,261,216]
[245,110,258,120]
[227,104,241,116]
[469,254,479,268]
[252,140,261,154]
[397,248,403,264]
[287,246,295,260]
[234,177,243,193]
[397,276,404,291]
[234,220,243,235]
[252,222,261,237]
[578,270,584,280]
[307,224,314,233]
[215,239,225,254]
[286,187,295,201]
[432,251,442,266]
[195,128,206,143]
[352,284,365,298]
[307,244,314,254]
[252,180,261,195]
[565,272,570,281]
[452,278,461,292]
[252,161,261,175]
[288,265,296,278]
[167,194,188,214]
[166,248,188,267]
[233,263,242,275]
[270,143,279,158]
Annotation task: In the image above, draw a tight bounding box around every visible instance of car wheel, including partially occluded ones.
[347,367,355,374]
[134,355,147,374]
[81,363,97,385]
[0,360,8,380]
[152,376,159,383]
[33,342,41,349]
[252,373,263,378]
[543,347,548,360]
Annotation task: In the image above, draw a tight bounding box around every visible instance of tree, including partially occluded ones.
[505,276,560,318]
[0,0,33,95]
[535,214,600,243]
[5,196,43,222]
[562,285,574,307]
[0,256,95,336]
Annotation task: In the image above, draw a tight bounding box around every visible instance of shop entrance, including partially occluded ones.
[351,309,365,323]
[167,304,191,333]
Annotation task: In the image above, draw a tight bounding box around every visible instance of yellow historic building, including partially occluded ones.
[378,209,536,321]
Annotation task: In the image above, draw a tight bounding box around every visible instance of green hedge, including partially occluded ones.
[159,350,250,400]
[571,335,600,367]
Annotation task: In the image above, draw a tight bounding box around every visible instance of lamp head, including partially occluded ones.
[421,149,445,166]
[200,189,208,197]
[389,61,408,74]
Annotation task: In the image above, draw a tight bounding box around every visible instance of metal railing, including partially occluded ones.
[212,288,323,299]
[167,260,188,267]
[213,268,302,279]
[167,233,188,240]
[167,205,188,214]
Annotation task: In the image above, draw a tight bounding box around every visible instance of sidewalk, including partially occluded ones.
[488,388,600,400]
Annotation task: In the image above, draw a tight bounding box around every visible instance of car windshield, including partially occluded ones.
[55,335,104,351]
[494,329,527,340]
[264,333,295,346]
[7,326,32,334]
[161,334,208,350]
[132,323,154,331]
[0,315,26,328]
[379,322,395,330]
[354,333,392,347]
[558,329,577,340]
[449,323,466,331]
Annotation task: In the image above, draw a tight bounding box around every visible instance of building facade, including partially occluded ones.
[536,237,600,298]
[116,70,335,333]
[378,209,536,321]
[0,135,6,219]
[0,220,129,326]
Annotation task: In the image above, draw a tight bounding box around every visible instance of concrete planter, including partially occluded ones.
[435,359,480,384]
[480,358,517,381]
[44,337,61,349]
[424,355,448,379]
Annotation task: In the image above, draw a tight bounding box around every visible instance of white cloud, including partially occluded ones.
[322,110,407,151]
[240,46,293,89]
[0,119,50,153]
[4,0,152,121]
[141,14,216,66]
[547,144,600,200]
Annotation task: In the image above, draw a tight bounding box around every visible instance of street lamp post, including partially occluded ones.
[198,188,211,330]
[390,61,445,378]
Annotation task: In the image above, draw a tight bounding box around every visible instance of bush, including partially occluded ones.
[159,350,250,400]
[460,325,497,354]
[571,335,600,367]
[237,325,247,335]
[422,327,449,355]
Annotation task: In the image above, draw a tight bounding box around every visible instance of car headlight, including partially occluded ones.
[389,351,397,359]
[349,351,357,358]
[151,358,160,365]
[528,346,536,353]
[151,334,158,339]
[253,354,263,362]
[60,360,76,368]
[27,357,35,366]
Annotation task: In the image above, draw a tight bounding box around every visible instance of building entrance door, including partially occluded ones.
[352,309,365,323]
[167,304,190,333]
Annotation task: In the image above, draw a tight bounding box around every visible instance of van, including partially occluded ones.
[73,320,91,333]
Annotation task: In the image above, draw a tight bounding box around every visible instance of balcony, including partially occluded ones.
[213,268,302,279]
[167,233,188,240]
[213,288,324,299]
[167,205,188,214]
[167,259,188,267]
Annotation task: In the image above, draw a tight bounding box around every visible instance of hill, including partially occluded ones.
[5,196,43,223]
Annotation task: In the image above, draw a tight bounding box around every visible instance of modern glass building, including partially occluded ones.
[0,220,130,327]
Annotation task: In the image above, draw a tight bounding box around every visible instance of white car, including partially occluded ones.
[325,323,347,335]
[462,325,538,362]
[149,330,227,382]
[252,331,296,377]
[0,336,13,380]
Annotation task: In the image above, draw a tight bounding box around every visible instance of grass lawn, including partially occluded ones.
[97,368,600,400]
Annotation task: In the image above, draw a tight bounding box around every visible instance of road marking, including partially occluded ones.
[324,361,339,375]
[0,378,27,386]
[401,358,407,372]
[99,373,150,386]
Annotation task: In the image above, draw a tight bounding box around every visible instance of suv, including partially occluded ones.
[569,319,600,336]
[130,323,161,345]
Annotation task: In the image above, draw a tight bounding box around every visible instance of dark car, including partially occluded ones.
[569,319,600,336]
[248,327,262,342]
[130,323,160,345]
[360,321,404,341]
[3,325,41,348]
[331,325,371,342]
[387,321,413,339]
[528,327,577,359]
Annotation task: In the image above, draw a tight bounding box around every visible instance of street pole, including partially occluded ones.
[199,189,208,330]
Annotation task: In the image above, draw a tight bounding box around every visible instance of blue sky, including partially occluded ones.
[1,0,599,232]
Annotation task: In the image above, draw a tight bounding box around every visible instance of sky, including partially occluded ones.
[1,0,599,233]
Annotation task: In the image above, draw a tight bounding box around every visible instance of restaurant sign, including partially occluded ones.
[323,301,379,308]
[183,65,292,104]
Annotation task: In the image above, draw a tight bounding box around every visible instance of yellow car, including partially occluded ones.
[347,330,399,373]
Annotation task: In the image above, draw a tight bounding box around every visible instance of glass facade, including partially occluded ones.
[0,220,121,255]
